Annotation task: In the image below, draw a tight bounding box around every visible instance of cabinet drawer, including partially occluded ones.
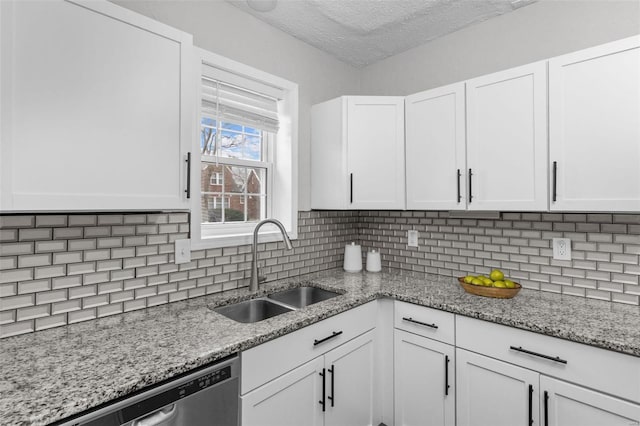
[241,301,377,394]
[394,301,455,345]
[456,315,640,403]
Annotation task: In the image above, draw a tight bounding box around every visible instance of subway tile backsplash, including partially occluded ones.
[359,211,639,305]
[0,210,638,338]
[0,211,358,338]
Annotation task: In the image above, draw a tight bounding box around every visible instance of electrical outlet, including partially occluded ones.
[552,238,571,260]
[175,239,191,264]
[407,230,419,247]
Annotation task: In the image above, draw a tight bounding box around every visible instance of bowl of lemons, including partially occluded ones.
[458,269,521,299]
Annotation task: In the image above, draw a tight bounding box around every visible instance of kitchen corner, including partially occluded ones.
[1,268,639,425]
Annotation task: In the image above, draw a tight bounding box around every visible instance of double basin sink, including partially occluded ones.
[212,286,341,323]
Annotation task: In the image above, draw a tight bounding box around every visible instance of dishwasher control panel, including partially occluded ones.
[179,365,231,398]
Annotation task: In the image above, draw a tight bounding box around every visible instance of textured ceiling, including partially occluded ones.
[228,0,536,67]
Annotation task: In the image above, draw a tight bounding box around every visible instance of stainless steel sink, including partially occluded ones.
[267,286,341,309]
[213,299,293,323]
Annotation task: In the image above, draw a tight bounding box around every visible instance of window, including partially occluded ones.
[191,48,298,248]
[209,172,222,186]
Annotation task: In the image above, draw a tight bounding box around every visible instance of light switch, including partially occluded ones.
[175,239,191,264]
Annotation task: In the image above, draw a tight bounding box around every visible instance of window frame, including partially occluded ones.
[209,172,222,186]
[190,48,298,249]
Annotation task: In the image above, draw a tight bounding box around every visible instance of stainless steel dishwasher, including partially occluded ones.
[58,355,239,426]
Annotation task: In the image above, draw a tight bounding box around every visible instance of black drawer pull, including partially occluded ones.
[319,368,326,412]
[528,384,534,426]
[552,161,558,202]
[314,331,343,346]
[402,317,438,329]
[444,355,450,396]
[350,173,353,204]
[328,365,335,407]
[544,390,549,426]
[510,346,567,364]
[456,169,462,203]
[185,152,192,199]
[468,168,473,203]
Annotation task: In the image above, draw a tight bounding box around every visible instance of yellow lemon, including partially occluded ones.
[490,269,505,281]
[482,278,493,286]
[471,278,484,286]
[504,279,516,289]
[493,281,507,288]
[464,275,475,284]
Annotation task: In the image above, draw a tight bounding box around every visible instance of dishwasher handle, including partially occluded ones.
[132,404,177,426]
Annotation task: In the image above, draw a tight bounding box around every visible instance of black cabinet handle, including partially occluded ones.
[314,331,343,346]
[328,365,335,407]
[350,173,353,204]
[456,169,462,203]
[185,152,191,199]
[402,317,438,329]
[544,390,549,426]
[468,168,473,203]
[528,384,534,426]
[510,346,567,364]
[319,368,326,412]
[552,161,558,202]
[444,355,450,396]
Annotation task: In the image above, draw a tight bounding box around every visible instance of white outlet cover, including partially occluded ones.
[175,239,191,264]
[552,238,571,261]
[408,230,419,247]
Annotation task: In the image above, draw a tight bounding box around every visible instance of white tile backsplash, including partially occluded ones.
[1,210,637,338]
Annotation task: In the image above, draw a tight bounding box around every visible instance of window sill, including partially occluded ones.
[190,228,298,250]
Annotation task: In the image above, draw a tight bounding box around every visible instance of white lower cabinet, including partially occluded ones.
[241,357,325,426]
[457,348,640,426]
[242,330,376,426]
[456,348,540,426]
[541,376,640,426]
[394,330,455,426]
[324,330,376,426]
[241,301,639,426]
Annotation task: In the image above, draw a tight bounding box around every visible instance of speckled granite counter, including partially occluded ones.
[2,268,639,425]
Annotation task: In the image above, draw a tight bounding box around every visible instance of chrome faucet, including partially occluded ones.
[250,218,293,291]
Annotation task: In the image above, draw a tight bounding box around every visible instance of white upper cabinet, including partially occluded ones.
[0,0,193,212]
[311,96,405,210]
[549,36,640,212]
[406,83,466,210]
[466,62,549,211]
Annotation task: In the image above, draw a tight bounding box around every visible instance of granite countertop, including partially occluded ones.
[1,268,639,425]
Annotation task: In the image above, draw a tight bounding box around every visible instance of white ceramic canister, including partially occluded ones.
[343,242,363,272]
[366,249,382,272]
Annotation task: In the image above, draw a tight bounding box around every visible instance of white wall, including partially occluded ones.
[360,0,640,95]
[113,0,361,211]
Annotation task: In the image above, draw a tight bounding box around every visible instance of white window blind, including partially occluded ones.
[201,64,281,133]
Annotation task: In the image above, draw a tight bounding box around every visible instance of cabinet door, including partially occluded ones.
[456,348,539,426]
[324,330,376,426]
[406,83,466,210]
[241,357,324,426]
[347,97,405,210]
[549,36,640,212]
[0,0,192,211]
[466,62,548,211]
[541,376,640,426]
[394,330,455,426]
